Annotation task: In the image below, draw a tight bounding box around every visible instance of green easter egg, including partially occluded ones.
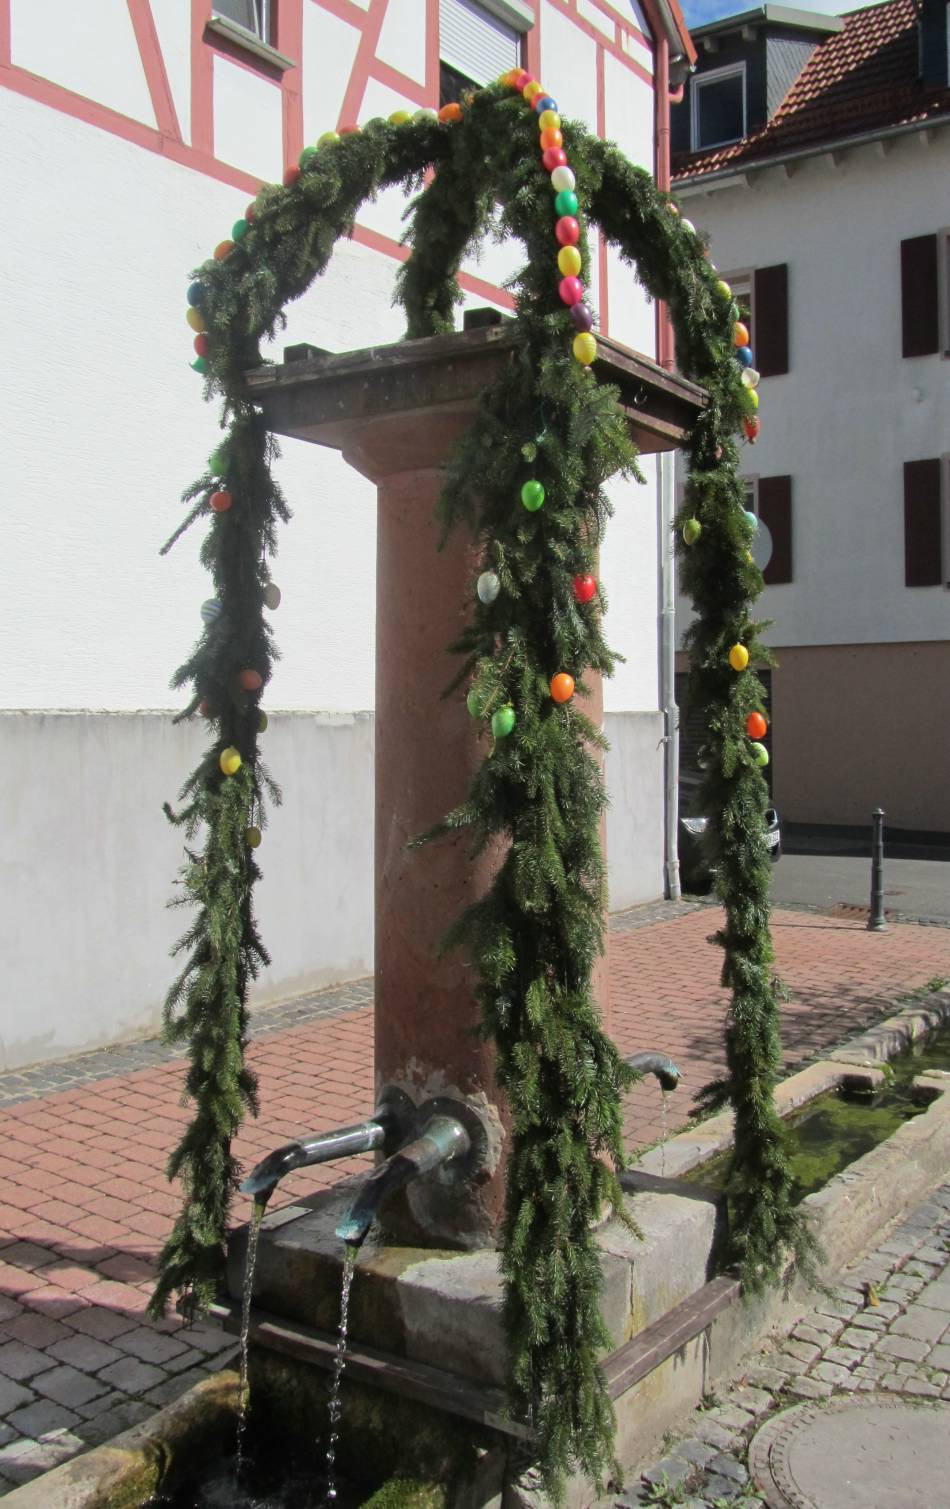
[491,705,516,738]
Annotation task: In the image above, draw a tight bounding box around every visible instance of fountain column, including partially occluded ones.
[244,324,705,1247]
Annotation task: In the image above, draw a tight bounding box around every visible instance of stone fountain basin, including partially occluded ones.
[0,1371,239,1509]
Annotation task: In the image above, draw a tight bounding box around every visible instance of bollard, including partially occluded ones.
[868,807,887,932]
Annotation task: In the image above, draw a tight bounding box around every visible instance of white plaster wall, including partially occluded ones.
[0,709,662,1070]
[151,0,193,143]
[0,88,397,715]
[0,712,375,1071]
[376,0,429,83]
[10,0,156,126]
[301,1,362,140]
[675,133,950,649]
[539,1,599,131]
[213,55,284,185]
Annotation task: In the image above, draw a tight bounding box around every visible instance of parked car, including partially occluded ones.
[678,768,782,892]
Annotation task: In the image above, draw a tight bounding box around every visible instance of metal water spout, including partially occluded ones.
[240,1087,415,1199]
[626,1051,681,1092]
[335,1097,490,1248]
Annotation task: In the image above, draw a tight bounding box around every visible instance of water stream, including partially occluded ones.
[235,1196,268,1478]
[324,1246,357,1504]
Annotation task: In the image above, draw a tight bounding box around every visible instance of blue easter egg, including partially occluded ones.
[736,344,754,368]
[187,281,205,308]
[200,598,222,625]
[534,95,558,113]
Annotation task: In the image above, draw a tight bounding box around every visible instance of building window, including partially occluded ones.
[439,0,523,104]
[900,229,950,358]
[691,64,746,151]
[212,1,272,44]
[723,264,790,377]
[903,457,946,586]
[744,474,793,584]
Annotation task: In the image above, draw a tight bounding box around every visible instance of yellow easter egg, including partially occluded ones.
[572,332,597,366]
[388,109,412,125]
[245,826,262,848]
[728,644,749,672]
[219,746,242,776]
[538,110,561,131]
[186,307,206,333]
[746,388,759,411]
[557,245,582,277]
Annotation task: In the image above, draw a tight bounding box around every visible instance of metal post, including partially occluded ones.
[868,808,887,932]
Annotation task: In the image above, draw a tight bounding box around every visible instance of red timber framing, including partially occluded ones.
[0,0,692,332]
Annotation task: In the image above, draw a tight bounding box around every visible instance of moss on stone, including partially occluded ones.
[359,1476,447,1509]
[247,1350,498,1498]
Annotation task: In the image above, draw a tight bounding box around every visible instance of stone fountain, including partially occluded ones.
[216,317,726,1506]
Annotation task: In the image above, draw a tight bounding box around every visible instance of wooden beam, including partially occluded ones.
[602,1276,741,1399]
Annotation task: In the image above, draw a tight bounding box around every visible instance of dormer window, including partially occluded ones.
[691,63,747,151]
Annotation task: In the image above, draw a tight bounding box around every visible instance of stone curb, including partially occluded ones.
[0,1371,238,1508]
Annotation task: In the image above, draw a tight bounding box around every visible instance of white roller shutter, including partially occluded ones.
[439,0,520,86]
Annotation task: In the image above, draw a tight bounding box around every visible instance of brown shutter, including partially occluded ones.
[758,475,792,584]
[903,459,942,586]
[901,235,939,358]
[753,264,788,377]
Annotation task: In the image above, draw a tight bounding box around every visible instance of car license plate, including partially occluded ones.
[765,830,780,849]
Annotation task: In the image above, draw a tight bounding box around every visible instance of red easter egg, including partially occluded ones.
[193,334,210,357]
[572,574,597,605]
[283,164,301,186]
[743,416,760,442]
[238,669,263,692]
[543,147,567,171]
[555,216,580,246]
[214,240,234,261]
[559,276,584,306]
[245,203,257,223]
[746,711,768,739]
[550,673,575,704]
[539,127,563,151]
[210,490,232,513]
[339,124,361,134]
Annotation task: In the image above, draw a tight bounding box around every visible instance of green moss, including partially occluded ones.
[246,1351,496,1497]
[360,1477,447,1509]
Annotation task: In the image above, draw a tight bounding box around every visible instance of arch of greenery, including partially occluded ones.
[151,79,813,1495]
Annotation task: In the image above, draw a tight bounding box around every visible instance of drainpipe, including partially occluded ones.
[659,451,681,900]
[653,16,680,898]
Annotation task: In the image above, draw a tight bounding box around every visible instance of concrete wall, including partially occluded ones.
[0,710,662,1071]
[770,642,950,831]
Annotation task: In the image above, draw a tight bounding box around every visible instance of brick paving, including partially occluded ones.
[620,1181,950,1506]
[0,905,949,1492]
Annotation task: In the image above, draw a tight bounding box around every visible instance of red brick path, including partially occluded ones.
[0,907,948,1487]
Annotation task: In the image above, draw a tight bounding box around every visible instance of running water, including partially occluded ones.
[235,1196,268,1477]
[324,1246,357,1505]
[659,1088,669,1177]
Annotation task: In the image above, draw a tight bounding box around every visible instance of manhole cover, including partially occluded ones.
[749,1394,950,1508]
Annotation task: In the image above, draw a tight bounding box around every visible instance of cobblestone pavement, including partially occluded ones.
[0,905,949,1493]
[618,1181,950,1507]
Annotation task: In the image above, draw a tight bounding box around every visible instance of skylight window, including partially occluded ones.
[691,64,747,151]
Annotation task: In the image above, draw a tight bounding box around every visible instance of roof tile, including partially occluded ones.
[672,0,950,180]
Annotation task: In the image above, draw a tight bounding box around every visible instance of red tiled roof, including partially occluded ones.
[672,0,950,180]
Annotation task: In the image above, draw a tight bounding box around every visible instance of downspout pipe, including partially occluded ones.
[659,451,681,901]
[649,5,681,900]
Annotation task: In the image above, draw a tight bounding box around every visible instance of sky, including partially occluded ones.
[681,0,865,28]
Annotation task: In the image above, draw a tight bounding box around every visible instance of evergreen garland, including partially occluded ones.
[152,78,812,1493]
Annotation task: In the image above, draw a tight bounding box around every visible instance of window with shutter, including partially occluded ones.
[753,264,789,378]
[901,234,939,358]
[903,458,943,585]
[757,475,792,584]
[439,0,522,98]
